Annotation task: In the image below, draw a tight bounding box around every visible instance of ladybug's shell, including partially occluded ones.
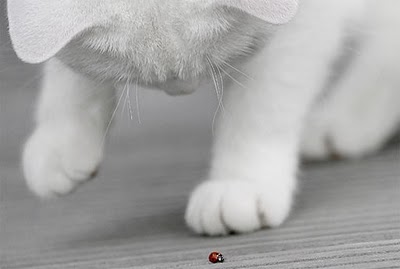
[208,252,224,263]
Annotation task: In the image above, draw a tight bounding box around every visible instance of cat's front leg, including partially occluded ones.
[186,10,347,235]
[186,74,302,235]
[23,59,115,198]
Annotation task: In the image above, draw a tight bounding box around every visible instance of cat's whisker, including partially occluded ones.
[212,56,254,81]
[211,65,228,135]
[135,79,142,124]
[220,68,250,90]
[206,56,221,100]
[101,83,127,148]
[120,79,129,119]
[206,56,227,135]
[127,83,134,121]
[206,57,220,132]
[220,61,254,81]
[122,76,135,122]
[215,64,226,116]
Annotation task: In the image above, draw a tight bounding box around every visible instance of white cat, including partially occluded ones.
[7,0,400,236]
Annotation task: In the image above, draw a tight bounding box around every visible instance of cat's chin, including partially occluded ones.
[117,77,202,96]
[156,77,201,96]
[111,78,201,97]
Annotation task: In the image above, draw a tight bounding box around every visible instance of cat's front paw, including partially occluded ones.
[22,120,103,198]
[185,180,293,236]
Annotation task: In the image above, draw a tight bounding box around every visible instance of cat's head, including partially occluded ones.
[8,0,298,86]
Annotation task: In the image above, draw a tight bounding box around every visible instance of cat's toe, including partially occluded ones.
[220,181,263,233]
[185,180,292,236]
[185,181,229,235]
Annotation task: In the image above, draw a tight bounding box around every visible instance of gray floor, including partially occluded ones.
[1,17,400,268]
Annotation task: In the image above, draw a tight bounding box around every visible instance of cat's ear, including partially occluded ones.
[196,0,299,24]
[7,0,111,64]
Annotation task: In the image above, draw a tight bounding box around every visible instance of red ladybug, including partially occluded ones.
[209,252,224,263]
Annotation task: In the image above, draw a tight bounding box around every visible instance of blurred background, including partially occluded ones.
[1,1,399,268]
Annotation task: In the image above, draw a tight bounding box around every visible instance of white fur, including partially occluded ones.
[23,59,115,197]
[8,0,400,234]
[187,0,364,234]
[301,2,400,159]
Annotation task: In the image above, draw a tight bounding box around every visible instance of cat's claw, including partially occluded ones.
[185,180,292,236]
[22,120,103,198]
